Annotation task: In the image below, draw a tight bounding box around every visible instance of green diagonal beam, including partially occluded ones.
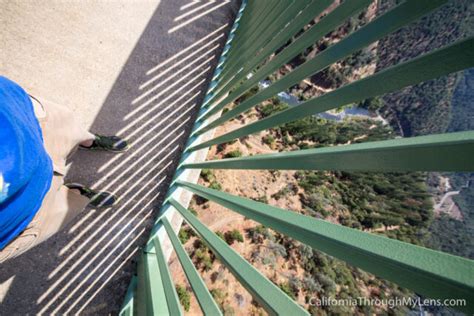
[162,217,223,315]
[199,0,371,119]
[182,131,474,172]
[135,254,147,316]
[168,198,309,316]
[143,252,170,315]
[218,0,296,76]
[119,275,136,316]
[187,37,474,152]
[153,236,184,316]
[194,0,448,135]
[212,0,311,95]
[215,0,315,83]
[176,181,474,314]
[217,0,287,74]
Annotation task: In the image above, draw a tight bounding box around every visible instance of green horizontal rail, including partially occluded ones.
[188,37,474,152]
[162,217,223,315]
[195,0,448,135]
[176,181,474,313]
[200,0,371,120]
[168,198,309,316]
[182,131,474,172]
[152,236,183,316]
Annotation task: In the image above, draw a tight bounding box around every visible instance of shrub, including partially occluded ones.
[268,240,287,258]
[302,276,322,293]
[258,99,289,117]
[279,282,296,300]
[359,96,384,111]
[271,187,291,200]
[316,273,337,295]
[178,227,194,244]
[210,288,228,311]
[253,195,268,204]
[215,231,226,240]
[247,225,268,243]
[235,86,259,105]
[209,181,222,191]
[200,169,215,182]
[195,248,213,271]
[194,239,213,271]
[224,149,242,158]
[223,306,235,316]
[210,267,226,283]
[262,134,275,146]
[224,229,244,244]
[188,206,198,216]
[288,276,301,296]
[175,285,191,312]
[194,195,208,205]
[262,254,276,267]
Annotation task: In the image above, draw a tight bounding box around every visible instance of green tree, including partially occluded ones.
[175,284,191,312]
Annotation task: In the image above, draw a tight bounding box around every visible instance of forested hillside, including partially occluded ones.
[429,69,474,260]
[449,68,474,133]
[374,0,473,262]
[376,0,473,137]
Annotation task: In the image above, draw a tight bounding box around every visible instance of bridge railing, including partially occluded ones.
[120,1,474,315]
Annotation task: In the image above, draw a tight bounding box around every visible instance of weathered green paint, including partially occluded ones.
[176,181,474,313]
[183,131,474,172]
[119,275,136,316]
[195,0,448,135]
[199,0,372,121]
[188,37,474,152]
[152,236,184,316]
[213,0,311,94]
[135,255,148,316]
[144,252,170,315]
[219,0,295,69]
[168,198,310,316]
[214,0,316,86]
[162,218,222,315]
[220,1,277,60]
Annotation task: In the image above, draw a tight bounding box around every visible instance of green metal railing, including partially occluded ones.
[120,0,474,315]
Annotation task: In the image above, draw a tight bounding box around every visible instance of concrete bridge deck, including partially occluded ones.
[0,1,238,314]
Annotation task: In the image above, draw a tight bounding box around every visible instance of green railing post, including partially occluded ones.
[162,218,222,315]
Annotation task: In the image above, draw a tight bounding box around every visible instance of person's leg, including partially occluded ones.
[30,96,95,173]
[0,97,117,262]
[31,96,128,158]
[0,96,125,262]
[32,95,119,207]
[0,175,88,263]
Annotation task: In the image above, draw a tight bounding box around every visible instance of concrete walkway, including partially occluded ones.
[0,0,238,314]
